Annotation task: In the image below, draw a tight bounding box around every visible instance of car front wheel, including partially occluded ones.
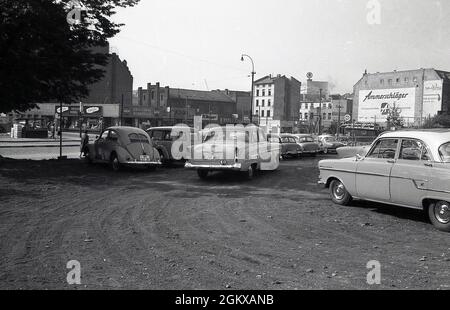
[330,179,352,206]
[428,201,450,232]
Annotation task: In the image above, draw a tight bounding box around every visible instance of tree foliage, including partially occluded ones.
[422,114,450,128]
[386,103,405,129]
[0,0,139,113]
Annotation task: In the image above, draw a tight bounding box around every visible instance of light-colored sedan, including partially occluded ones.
[318,129,450,232]
[317,135,346,154]
[293,134,320,156]
[84,126,161,171]
[185,126,279,180]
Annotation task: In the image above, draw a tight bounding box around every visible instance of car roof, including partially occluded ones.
[107,126,147,134]
[376,129,450,161]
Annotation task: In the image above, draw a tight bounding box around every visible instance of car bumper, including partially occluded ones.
[185,162,242,171]
[123,160,162,166]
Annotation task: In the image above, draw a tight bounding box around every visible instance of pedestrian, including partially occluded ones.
[80,130,89,158]
[50,122,55,139]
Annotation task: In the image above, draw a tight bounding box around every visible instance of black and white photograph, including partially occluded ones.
[1,0,450,297]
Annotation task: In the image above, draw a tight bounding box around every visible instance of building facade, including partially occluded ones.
[299,96,352,133]
[301,79,330,102]
[124,83,241,128]
[253,74,301,133]
[10,44,133,131]
[353,68,450,127]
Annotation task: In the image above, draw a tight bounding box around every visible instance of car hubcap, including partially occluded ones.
[332,182,345,200]
[434,202,450,224]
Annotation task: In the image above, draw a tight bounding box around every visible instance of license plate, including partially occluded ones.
[140,155,151,162]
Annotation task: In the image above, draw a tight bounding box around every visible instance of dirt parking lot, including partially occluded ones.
[0,156,449,290]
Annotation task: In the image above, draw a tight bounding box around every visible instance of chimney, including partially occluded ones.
[138,87,143,106]
[146,83,151,106]
[156,82,160,107]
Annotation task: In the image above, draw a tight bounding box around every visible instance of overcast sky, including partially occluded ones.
[109,0,450,94]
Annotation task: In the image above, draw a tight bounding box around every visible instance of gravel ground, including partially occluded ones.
[0,156,449,290]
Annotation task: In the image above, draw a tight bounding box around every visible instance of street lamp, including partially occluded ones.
[241,54,255,124]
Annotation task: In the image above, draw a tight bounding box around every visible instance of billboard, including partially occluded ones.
[422,80,443,118]
[358,88,416,122]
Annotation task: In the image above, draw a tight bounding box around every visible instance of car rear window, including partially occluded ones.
[439,142,450,163]
[128,133,150,144]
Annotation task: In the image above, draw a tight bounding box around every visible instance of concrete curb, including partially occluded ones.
[0,144,80,149]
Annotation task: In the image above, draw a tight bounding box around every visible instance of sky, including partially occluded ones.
[109,0,450,94]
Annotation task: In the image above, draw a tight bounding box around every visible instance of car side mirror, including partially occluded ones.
[95,135,99,139]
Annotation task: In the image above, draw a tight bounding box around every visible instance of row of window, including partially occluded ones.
[255,99,271,107]
[365,76,419,86]
[301,113,333,120]
[142,92,165,102]
[255,89,272,97]
[255,110,271,118]
[301,103,333,110]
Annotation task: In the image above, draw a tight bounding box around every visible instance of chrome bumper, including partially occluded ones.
[185,162,242,170]
[124,160,162,165]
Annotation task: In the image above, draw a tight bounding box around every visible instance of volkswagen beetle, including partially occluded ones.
[84,126,161,171]
[318,129,450,232]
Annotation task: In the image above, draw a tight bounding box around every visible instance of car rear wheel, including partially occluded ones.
[244,164,255,180]
[330,179,352,206]
[428,201,450,232]
[111,154,120,172]
[197,170,209,180]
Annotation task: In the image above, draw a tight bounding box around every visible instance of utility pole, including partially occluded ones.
[318,89,323,135]
[337,103,341,138]
[241,54,255,124]
[120,94,124,126]
[79,102,83,138]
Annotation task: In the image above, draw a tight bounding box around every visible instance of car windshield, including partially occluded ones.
[324,137,336,142]
[128,133,150,144]
[439,142,450,163]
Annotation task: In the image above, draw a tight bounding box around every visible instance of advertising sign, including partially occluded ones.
[83,106,103,117]
[422,80,443,118]
[358,88,416,122]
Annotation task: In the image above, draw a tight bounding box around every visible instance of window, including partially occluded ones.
[328,103,332,109]
[261,110,265,117]
[262,90,265,96]
[405,77,409,83]
[151,91,154,100]
[256,100,259,107]
[310,113,314,119]
[262,100,265,107]
[150,130,165,140]
[268,89,272,96]
[267,110,271,118]
[439,142,450,163]
[367,139,398,159]
[396,78,400,83]
[108,130,119,141]
[129,133,150,144]
[268,99,271,106]
[304,113,308,120]
[160,94,164,101]
[328,113,332,120]
[399,139,430,161]
[256,90,259,97]
[380,79,384,85]
[100,130,109,140]
[323,113,326,120]
[388,79,392,85]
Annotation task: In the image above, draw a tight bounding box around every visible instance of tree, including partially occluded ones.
[0,0,139,113]
[386,103,405,130]
[423,114,450,128]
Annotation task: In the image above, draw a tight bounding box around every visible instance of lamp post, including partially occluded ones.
[241,54,255,124]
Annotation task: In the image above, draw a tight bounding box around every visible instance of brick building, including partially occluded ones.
[353,68,450,127]
[253,74,302,133]
[124,83,242,128]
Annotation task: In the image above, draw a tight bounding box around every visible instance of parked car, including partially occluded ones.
[317,135,346,154]
[318,129,450,232]
[84,126,161,171]
[147,126,196,164]
[293,134,320,156]
[279,134,304,158]
[337,145,371,158]
[185,126,279,180]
